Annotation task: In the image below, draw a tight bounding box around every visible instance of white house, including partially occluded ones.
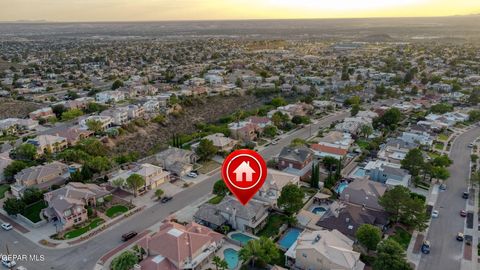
[95,90,125,103]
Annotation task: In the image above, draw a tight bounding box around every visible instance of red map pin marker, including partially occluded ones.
[221,149,267,205]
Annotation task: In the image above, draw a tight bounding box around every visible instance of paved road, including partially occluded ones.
[418,126,480,270]
[0,109,353,270]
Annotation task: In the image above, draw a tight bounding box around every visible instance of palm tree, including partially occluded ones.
[212,256,222,270]
[239,237,280,268]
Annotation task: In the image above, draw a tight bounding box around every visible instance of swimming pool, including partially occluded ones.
[336,181,349,194]
[353,167,366,177]
[278,228,303,250]
[223,248,239,269]
[311,206,327,215]
[230,233,254,245]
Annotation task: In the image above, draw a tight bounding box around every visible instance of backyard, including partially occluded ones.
[437,133,449,141]
[434,142,444,151]
[22,200,47,223]
[197,160,221,174]
[105,205,129,218]
[0,184,9,199]
[257,213,289,238]
[64,218,105,239]
[356,140,370,150]
[389,226,412,250]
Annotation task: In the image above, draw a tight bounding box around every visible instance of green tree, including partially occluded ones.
[52,104,66,118]
[401,197,429,231]
[85,156,112,173]
[379,186,411,222]
[430,103,453,114]
[310,163,320,188]
[84,102,108,113]
[270,96,287,107]
[360,124,373,138]
[322,156,338,173]
[66,90,79,100]
[3,160,29,182]
[350,103,360,116]
[373,239,412,270]
[86,119,104,134]
[401,148,425,177]
[213,180,229,196]
[22,187,43,205]
[77,138,108,156]
[155,189,164,199]
[263,125,277,138]
[356,224,382,251]
[126,173,146,197]
[15,143,37,160]
[431,166,450,183]
[271,111,290,129]
[378,108,402,129]
[277,184,304,215]
[344,95,361,106]
[212,255,229,270]
[468,110,480,122]
[110,251,138,270]
[431,155,453,167]
[111,178,125,190]
[61,108,84,121]
[239,237,280,268]
[3,197,26,216]
[196,139,217,161]
[111,79,124,90]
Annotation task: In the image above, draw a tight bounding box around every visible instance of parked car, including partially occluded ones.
[465,235,472,246]
[16,266,27,270]
[468,143,474,148]
[460,210,467,217]
[431,210,439,218]
[271,140,278,145]
[161,196,173,203]
[439,184,447,191]
[121,231,138,241]
[187,171,198,178]
[1,223,13,230]
[1,258,16,268]
[462,191,469,199]
[421,240,431,254]
[456,232,464,241]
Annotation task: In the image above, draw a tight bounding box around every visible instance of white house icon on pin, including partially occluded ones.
[233,161,256,182]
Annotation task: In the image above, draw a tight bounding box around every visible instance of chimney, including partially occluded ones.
[345,217,350,223]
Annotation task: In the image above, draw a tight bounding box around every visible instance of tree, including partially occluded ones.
[239,237,280,268]
[155,189,164,199]
[263,125,277,138]
[85,102,108,113]
[350,103,360,116]
[77,138,108,157]
[15,143,37,160]
[401,148,424,177]
[22,187,43,205]
[373,239,412,270]
[277,184,304,215]
[66,90,79,100]
[356,224,382,251]
[360,124,373,138]
[3,160,29,182]
[430,103,453,114]
[111,178,125,190]
[310,163,320,189]
[85,156,112,173]
[110,251,138,270]
[431,166,450,183]
[213,180,229,196]
[52,104,66,118]
[432,155,453,167]
[401,197,429,231]
[86,119,103,134]
[379,186,411,222]
[61,108,84,121]
[126,174,146,197]
[322,156,338,173]
[212,256,229,270]
[3,198,26,216]
[378,108,402,129]
[344,95,361,106]
[196,139,217,161]
[111,79,124,90]
[271,111,290,129]
[270,96,287,107]
[468,110,480,122]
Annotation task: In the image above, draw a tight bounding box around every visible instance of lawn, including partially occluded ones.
[105,205,129,218]
[0,184,9,199]
[21,201,47,223]
[198,160,221,174]
[356,140,370,150]
[257,213,289,238]
[208,195,224,204]
[437,133,449,141]
[64,218,105,239]
[389,227,412,250]
[434,142,444,150]
[427,151,441,159]
[300,186,318,197]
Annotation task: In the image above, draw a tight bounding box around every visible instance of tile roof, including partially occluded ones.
[311,144,348,156]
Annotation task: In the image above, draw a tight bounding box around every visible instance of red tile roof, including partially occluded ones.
[311,144,348,156]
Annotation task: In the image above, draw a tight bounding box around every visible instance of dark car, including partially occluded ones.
[462,192,469,199]
[421,240,430,254]
[121,231,137,241]
[161,196,173,203]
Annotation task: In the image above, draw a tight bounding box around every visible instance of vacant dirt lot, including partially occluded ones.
[0,98,43,119]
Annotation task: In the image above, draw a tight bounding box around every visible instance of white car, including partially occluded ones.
[16,266,27,270]
[431,210,439,218]
[187,172,198,178]
[271,140,278,145]
[1,258,16,268]
[1,223,13,230]
[468,143,474,148]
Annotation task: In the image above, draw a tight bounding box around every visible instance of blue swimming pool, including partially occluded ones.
[223,248,239,269]
[231,233,254,245]
[312,206,327,215]
[278,228,303,250]
[353,168,366,177]
[336,182,349,194]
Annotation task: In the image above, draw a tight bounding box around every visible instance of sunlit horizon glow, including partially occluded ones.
[0,0,479,22]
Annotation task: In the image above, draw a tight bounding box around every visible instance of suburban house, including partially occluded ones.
[312,100,335,112]
[311,144,348,160]
[11,162,70,197]
[400,131,433,147]
[191,133,238,152]
[29,107,55,120]
[377,138,418,164]
[285,229,365,270]
[50,126,94,146]
[317,131,353,150]
[43,182,110,231]
[100,108,129,126]
[228,121,258,142]
[95,90,125,103]
[79,115,113,131]
[364,160,411,187]
[339,179,386,211]
[277,146,314,180]
[0,118,38,136]
[26,134,68,155]
[110,163,170,195]
[255,169,300,207]
[153,147,198,176]
[194,196,269,234]
[136,220,224,270]
[316,201,389,239]
[0,152,13,183]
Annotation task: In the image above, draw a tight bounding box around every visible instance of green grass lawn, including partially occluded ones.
[356,140,370,150]
[105,205,129,218]
[437,133,449,141]
[427,151,441,159]
[64,218,105,239]
[300,186,317,196]
[21,200,47,223]
[0,184,10,199]
[208,195,224,204]
[198,160,221,174]
[257,213,289,238]
[434,142,444,150]
[389,227,412,250]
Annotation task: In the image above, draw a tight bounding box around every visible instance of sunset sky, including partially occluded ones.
[1,0,479,22]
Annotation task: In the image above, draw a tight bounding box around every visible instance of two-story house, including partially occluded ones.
[277,146,314,180]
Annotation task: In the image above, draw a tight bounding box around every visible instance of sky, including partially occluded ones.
[0,0,479,22]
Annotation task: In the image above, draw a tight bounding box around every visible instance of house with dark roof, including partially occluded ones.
[364,160,411,187]
[154,147,198,176]
[339,179,387,211]
[11,162,69,197]
[277,146,314,180]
